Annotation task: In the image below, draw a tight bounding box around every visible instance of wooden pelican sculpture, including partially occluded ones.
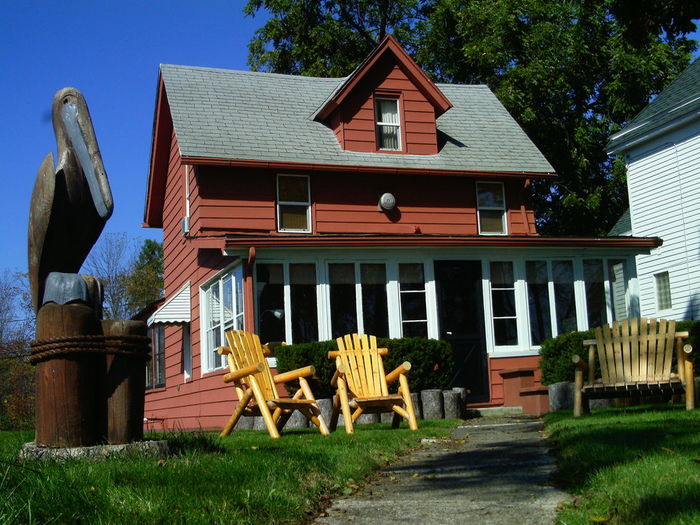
[28,87,113,312]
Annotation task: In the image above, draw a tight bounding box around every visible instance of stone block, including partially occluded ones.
[421,389,444,419]
[442,390,461,419]
[548,382,574,412]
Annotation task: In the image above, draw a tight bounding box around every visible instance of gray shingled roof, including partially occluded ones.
[607,59,700,153]
[160,64,554,174]
[608,208,631,236]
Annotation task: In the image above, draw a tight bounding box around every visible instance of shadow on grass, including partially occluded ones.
[154,431,227,456]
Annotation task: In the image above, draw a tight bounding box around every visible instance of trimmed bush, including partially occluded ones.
[539,330,594,385]
[275,337,454,398]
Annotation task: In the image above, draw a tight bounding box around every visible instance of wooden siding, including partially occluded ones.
[331,54,439,155]
[627,125,700,320]
[193,167,538,237]
[144,131,241,431]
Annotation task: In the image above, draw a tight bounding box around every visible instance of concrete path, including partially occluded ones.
[316,416,568,524]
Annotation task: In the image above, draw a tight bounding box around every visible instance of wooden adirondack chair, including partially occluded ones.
[217,330,330,438]
[328,334,418,433]
[572,318,695,417]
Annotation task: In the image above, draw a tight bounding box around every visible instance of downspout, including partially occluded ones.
[182,165,191,234]
[243,246,256,332]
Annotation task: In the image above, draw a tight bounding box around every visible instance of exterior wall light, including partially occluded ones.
[379,192,396,211]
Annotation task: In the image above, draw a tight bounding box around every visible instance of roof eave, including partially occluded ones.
[607,108,700,155]
[143,73,172,228]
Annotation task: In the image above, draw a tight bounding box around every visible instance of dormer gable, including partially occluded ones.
[313,35,452,155]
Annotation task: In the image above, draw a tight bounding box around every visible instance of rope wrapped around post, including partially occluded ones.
[29,334,151,364]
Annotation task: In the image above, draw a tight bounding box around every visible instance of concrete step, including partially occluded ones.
[464,406,523,418]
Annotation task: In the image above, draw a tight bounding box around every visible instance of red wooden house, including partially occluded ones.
[142,36,658,429]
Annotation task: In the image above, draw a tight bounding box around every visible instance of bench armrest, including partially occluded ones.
[386,362,411,384]
[572,354,588,372]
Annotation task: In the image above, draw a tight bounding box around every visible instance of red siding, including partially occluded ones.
[330,54,439,155]
[192,167,537,237]
[144,131,241,431]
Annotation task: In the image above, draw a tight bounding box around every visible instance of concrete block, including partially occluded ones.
[284,410,308,429]
[236,416,254,430]
[411,392,423,420]
[317,398,333,428]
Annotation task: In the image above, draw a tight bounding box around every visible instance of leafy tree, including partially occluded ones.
[83,234,163,319]
[244,0,698,234]
[125,239,164,316]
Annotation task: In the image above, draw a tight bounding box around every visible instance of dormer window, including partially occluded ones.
[375,97,401,151]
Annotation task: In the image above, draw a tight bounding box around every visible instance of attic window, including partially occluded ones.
[375,98,401,151]
[277,174,311,232]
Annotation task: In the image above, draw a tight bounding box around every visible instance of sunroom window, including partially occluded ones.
[490,261,518,346]
[277,175,311,232]
[375,98,401,151]
[202,264,244,372]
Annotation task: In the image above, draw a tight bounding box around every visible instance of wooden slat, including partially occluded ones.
[646,318,658,381]
[630,318,639,381]
[638,317,648,382]
[621,318,631,381]
[661,320,676,381]
[654,319,667,381]
[603,324,617,382]
[595,327,610,383]
[611,321,623,383]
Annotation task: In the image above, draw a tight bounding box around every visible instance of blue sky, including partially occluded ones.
[1,3,698,277]
[1,1,265,275]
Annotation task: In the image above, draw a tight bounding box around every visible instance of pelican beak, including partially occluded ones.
[58,90,114,220]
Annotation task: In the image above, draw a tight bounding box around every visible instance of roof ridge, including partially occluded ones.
[160,63,347,81]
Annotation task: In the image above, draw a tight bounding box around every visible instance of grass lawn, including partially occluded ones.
[544,405,700,525]
[0,420,454,525]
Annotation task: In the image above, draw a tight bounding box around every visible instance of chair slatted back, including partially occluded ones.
[225,330,278,400]
[336,334,389,398]
[595,318,676,384]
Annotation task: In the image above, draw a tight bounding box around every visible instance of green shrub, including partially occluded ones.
[275,337,455,398]
[539,329,594,385]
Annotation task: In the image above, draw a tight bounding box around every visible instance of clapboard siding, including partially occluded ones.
[144,131,241,431]
[193,167,537,236]
[626,124,700,320]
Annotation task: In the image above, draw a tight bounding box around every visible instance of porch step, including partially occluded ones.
[464,406,523,418]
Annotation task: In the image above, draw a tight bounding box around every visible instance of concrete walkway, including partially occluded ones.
[316,415,568,524]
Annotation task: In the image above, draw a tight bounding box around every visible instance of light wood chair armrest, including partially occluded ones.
[217,346,231,355]
[386,362,411,384]
[572,354,588,372]
[223,362,265,384]
[262,341,286,356]
[582,339,597,347]
[328,348,388,359]
[331,359,345,387]
[273,365,315,384]
[675,331,689,338]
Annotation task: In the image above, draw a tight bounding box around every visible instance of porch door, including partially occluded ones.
[434,260,488,401]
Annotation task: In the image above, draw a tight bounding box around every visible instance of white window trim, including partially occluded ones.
[276,174,311,233]
[486,260,521,351]
[375,97,402,151]
[476,181,507,235]
[199,262,245,374]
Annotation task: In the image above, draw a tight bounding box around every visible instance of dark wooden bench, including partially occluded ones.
[572,318,695,416]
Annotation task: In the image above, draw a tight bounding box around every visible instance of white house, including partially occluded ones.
[607,58,700,321]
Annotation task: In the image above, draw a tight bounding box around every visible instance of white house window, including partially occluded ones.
[655,271,672,311]
[398,263,428,337]
[328,262,391,339]
[289,263,318,343]
[477,182,506,235]
[202,264,244,372]
[608,259,628,320]
[256,263,286,343]
[583,259,607,329]
[490,261,518,346]
[277,175,311,232]
[525,261,551,345]
[146,325,166,388]
[375,98,401,150]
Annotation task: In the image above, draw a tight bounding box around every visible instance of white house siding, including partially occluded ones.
[626,124,700,320]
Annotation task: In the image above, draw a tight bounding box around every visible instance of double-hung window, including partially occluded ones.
[277,175,311,232]
[477,182,506,235]
[375,97,401,151]
[398,263,428,338]
[146,325,165,388]
[202,265,244,372]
